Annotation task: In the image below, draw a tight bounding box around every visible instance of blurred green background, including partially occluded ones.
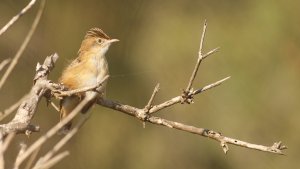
[0,0,299,168]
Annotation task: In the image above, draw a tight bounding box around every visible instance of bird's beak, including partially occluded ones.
[108,39,119,43]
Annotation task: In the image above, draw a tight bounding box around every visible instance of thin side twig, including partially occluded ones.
[202,47,220,59]
[145,83,160,110]
[49,101,60,112]
[148,77,230,114]
[0,0,45,90]
[0,0,37,36]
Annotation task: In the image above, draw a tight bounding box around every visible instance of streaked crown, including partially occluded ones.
[84,28,110,40]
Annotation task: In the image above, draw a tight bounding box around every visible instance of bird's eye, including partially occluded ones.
[97,38,103,44]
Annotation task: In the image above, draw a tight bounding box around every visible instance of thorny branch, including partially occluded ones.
[97,21,285,154]
[0,20,287,168]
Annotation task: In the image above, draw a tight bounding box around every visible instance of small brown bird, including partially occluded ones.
[59,28,118,131]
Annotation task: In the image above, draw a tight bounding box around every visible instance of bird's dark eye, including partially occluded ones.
[97,38,103,44]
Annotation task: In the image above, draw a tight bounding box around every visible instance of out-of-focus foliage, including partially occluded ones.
[0,0,299,168]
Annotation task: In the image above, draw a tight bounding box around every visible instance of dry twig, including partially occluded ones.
[145,83,160,111]
[0,0,45,90]
[0,0,37,36]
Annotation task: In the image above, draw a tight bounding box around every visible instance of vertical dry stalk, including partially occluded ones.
[0,0,45,90]
[0,0,37,36]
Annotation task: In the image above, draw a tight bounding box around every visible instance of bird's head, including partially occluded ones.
[79,28,119,55]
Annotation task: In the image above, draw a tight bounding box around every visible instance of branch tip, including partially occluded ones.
[192,76,231,95]
[203,47,220,59]
[199,20,207,55]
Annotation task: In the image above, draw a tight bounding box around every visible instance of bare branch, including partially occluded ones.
[148,117,287,154]
[13,77,109,167]
[0,16,286,169]
[0,59,11,72]
[94,21,286,154]
[0,53,58,136]
[0,0,37,36]
[97,98,286,155]
[0,0,45,90]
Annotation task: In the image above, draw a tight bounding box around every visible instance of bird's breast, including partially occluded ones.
[79,55,107,86]
[60,51,109,93]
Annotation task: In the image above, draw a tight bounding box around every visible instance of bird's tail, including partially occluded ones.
[59,92,97,134]
[59,95,80,134]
